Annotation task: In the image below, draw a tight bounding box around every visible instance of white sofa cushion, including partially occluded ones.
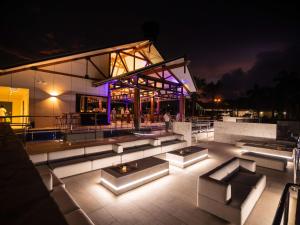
[120,139,151,148]
[91,155,121,170]
[239,158,256,172]
[161,141,187,153]
[158,134,183,142]
[50,186,80,214]
[143,147,161,157]
[122,151,144,163]
[48,148,84,161]
[29,153,48,164]
[209,158,255,181]
[84,144,112,155]
[52,161,92,178]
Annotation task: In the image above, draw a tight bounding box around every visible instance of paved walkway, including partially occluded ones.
[62,141,293,225]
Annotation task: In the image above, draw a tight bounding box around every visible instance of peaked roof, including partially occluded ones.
[0,39,196,92]
[0,40,151,71]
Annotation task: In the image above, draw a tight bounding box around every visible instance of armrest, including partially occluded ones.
[112,144,123,153]
[239,158,256,172]
[149,139,161,146]
[198,177,231,204]
[176,135,184,141]
[40,172,53,191]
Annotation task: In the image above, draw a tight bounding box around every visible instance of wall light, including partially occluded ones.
[49,96,57,103]
[50,90,59,97]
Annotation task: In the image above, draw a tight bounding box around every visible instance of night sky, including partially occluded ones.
[1,1,299,97]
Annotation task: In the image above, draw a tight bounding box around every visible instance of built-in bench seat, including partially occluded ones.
[241,143,293,162]
[88,152,121,170]
[118,138,162,163]
[49,156,93,179]
[161,139,185,146]
[159,135,187,153]
[123,144,154,152]
[241,151,287,171]
[30,135,186,178]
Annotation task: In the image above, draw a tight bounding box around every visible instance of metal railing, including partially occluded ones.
[191,120,214,133]
[272,183,300,225]
[273,138,300,225]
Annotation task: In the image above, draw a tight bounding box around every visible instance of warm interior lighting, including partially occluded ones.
[49,96,57,102]
[101,169,169,190]
[168,154,208,165]
[49,90,59,97]
[0,86,29,128]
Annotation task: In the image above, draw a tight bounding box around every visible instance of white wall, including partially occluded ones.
[172,122,192,146]
[214,121,277,144]
[0,59,108,128]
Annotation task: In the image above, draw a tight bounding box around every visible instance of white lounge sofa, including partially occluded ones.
[33,135,186,179]
[197,157,266,225]
[36,166,95,225]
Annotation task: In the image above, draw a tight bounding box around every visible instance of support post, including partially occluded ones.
[179,94,185,122]
[107,84,111,124]
[134,88,141,130]
[150,96,154,123]
[156,97,160,114]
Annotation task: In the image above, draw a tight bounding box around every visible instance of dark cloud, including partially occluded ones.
[218,45,300,99]
[0,1,299,84]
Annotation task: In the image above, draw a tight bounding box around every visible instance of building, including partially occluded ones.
[0,40,196,129]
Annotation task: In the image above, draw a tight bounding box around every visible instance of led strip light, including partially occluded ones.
[168,154,208,165]
[101,169,169,191]
[242,149,293,160]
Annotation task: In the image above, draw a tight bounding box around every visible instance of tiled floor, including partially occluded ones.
[62,141,294,225]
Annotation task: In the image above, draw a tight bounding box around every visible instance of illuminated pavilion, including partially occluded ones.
[0,40,196,129]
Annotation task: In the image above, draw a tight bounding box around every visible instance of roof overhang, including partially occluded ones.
[93,57,196,94]
[0,40,152,75]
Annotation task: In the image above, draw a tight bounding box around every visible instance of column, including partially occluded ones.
[150,96,154,123]
[107,85,111,124]
[156,97,160,114]
[134,87,141,130]
[179,94,185,122]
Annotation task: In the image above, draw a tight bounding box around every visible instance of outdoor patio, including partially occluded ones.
[60,141,293,225]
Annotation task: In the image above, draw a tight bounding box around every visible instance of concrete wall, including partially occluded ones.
[172,122,192,146]
[214,121,277,144]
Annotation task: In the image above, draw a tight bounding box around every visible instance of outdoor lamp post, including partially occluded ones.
[213,97,222,118]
